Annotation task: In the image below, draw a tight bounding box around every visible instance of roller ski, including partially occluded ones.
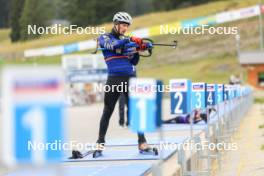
[69,143,104,159]
[69,149,94,159]
[138,143,159,156]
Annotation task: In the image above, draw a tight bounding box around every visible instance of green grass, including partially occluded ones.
[254,98,264,104]
[259,124,264,129]
[0,0,260,54]
[261,145,264,150]
[0,46,243,85]
[0,55,62,66]
[0,0,260,84]
[0,29,10,43]
[137,52,242,84]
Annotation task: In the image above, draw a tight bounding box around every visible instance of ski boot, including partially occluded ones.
[138,142,158,156]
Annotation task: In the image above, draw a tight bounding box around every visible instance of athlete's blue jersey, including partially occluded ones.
[98,30,139,76]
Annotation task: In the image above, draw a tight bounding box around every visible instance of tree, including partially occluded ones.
[65,0,125,27]
[94,0,124,24]
[152,0,210,11]
[19,0,54,40]
[0,0,10,28]
[124,0,154,17]
[9,0,25,42]
[64,0,94,27]
[52,0,68,19]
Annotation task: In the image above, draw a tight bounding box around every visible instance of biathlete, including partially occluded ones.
[93,12,155,157]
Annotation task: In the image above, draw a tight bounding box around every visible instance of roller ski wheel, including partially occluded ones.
[69,143,104,159]
[92,149,103,158]
[138,143,159,156]
[69,150,94,159]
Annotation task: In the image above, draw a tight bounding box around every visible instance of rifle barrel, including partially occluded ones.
[152,43,176,46]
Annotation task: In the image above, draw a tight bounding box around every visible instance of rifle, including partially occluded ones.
[91,38,178,57]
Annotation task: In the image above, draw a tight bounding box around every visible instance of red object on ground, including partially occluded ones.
[261,5,264,13]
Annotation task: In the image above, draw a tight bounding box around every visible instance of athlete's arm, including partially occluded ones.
[99,34,130,51]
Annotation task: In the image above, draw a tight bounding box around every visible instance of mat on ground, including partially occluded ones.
[6,163,152,176]
[64,147,176,162]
